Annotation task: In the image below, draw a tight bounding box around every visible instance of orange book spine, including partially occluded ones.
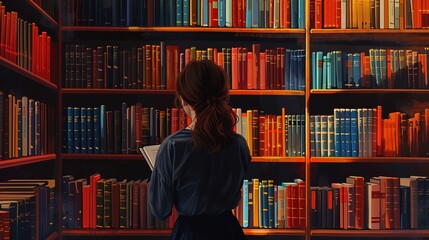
[276,115,283,156]
[231,47,239,89]
[259,115,266,156]
[376,105,383,156]
[82,184,90,228]
[247,52,253,89]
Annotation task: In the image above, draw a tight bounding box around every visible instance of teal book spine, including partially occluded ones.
[243,179,249,227]
[176,0,183,26]
[202,0,209,26]
[183,0,190,26]
[73,107,81,153]
[218,0,226,26]
[350,108,358,157]
[246,0,252,28]
[80,108,87,153]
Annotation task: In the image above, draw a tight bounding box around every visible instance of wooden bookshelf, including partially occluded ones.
[252,156,306,163]
[0,154,56,169]
[45,231,59,240]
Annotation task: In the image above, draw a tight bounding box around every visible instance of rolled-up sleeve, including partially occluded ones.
[149,141,174,220]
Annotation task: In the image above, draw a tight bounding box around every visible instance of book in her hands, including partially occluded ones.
[139,145,160,171]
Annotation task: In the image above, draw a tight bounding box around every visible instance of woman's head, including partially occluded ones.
[176,60,237,153]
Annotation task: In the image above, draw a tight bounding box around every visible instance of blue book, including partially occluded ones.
[126,0,133,25]
[61,175,74,228]
[80,108,88,154]
[350,109,358,157]
[342,52,348,88]
[183,0,190,26]
[261,180,269,228]
[333,109,341,157]
[357,108,363,156]
[251,0,259,27]
[353,53,361,88]
[246,0,252,28]
[326,52,332,89]
[366,108,372,157]
[298,49,305,90]
[289,50,297,90]
[67,107,74,153]
[284,49,291,90]
[298,0,305,28]
[202,0,208,26]
[274,185,278,228]
[290,0,298,28]
[93,107,100,154]
[166,0,176,26]
[218,0,226,27]
[119,0,127,26]
[73,107,81,154]
[243,179,249,227]
[196,0,201,26]
[335,51,343,88]
[112,0,118,26]
[344,109,351,157]
[176,0,183,26]
[287,115,292,156]
[100,105,106,154]
[87,108,94,154]
[331,51,337,88]
[268,180,274,228]
[400,186,410,229]
[322,55,327,89]
[339,109,346,157]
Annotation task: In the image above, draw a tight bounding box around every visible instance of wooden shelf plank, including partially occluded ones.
[0,154,57,169]
[311,157,429,163]
[0,57,57,91]
[311,229,429,237]
[61,89,176,95]
[26,0,57,27]
[252,156,305,163]
[311,29,429,34]
[61,228,305,236]
[311,89,429,94]
[62,26,306,34]
[61,89,304,96]
[61,154,143,161]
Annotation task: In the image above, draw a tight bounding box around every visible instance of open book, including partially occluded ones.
[139,144,160,171]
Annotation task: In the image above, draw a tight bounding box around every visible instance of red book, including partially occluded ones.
[90,173,101,228]
[166,45,174,90]
[210,0,219,26]
[290,183,298,228]
[231,47,239,89]
[0,210,10,240]
[179,108,187,130]
[296,180,305,228]
[0,4,4,58]
[4,12,11,61]
[315,0,322,29]
[40,32,47,79]
[135,103,142,151]
[47,36,51,82]
[259,52,266,89]
[10,11,18,63]
[285,0,291,28]
[147,0,154,26]
[233,0,239,27]
[82,184,91,228]
[247,52,253,90]
[346,176,365,229]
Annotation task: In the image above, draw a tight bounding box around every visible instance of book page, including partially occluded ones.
[139,145,160,171]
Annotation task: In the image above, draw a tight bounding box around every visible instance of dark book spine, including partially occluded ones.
[87,108,94,153]
[96,46,104,88]
[80,108,87,153]
[114,110,121,154]
[142,107,150,146]
[96,180,105,228]
[73,107,81,153]
[106,111,114,154]
[68,181,76,228]
[113,46,119,88]
[106,45,113,88]
[67,107,73,153]
[93,107,100,153]
[119,181,127,228]
[100,105,107,154]
[104,180,115,228]
[121,102,127,153]
[111,183,120,228]
[62,175,74,228]
[400,186,410,229]
[75,45,82,88]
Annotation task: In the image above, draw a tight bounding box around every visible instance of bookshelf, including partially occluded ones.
[47,1,429,240]
[0,0,59,239]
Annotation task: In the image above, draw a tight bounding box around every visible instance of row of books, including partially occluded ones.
[63,0,306,28]
[0,91,50,160]
[311,0,429,29]
[237,109,305,157]
[236,178,306,229]
[62,174,175,229]
[64,43,305,91]
[311,48,429,90]
[63,105,304,157]
[0,1,52,82]
[310,107,429,157]
[0,179,56,240]
[311,175,429,229]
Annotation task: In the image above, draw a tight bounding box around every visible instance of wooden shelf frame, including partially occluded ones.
[311,229,429,237]
[311,89,429,94]
[45,231,59,240]
[0,154,57,169]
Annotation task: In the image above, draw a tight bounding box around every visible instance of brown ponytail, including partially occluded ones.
[176,60,237,153]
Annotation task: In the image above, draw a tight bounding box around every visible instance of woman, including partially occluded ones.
[149,60,251,240]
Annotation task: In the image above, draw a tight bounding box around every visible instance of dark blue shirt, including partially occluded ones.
[149,129,251,220]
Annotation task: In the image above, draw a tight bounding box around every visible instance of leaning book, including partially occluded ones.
[139,145,160,171]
